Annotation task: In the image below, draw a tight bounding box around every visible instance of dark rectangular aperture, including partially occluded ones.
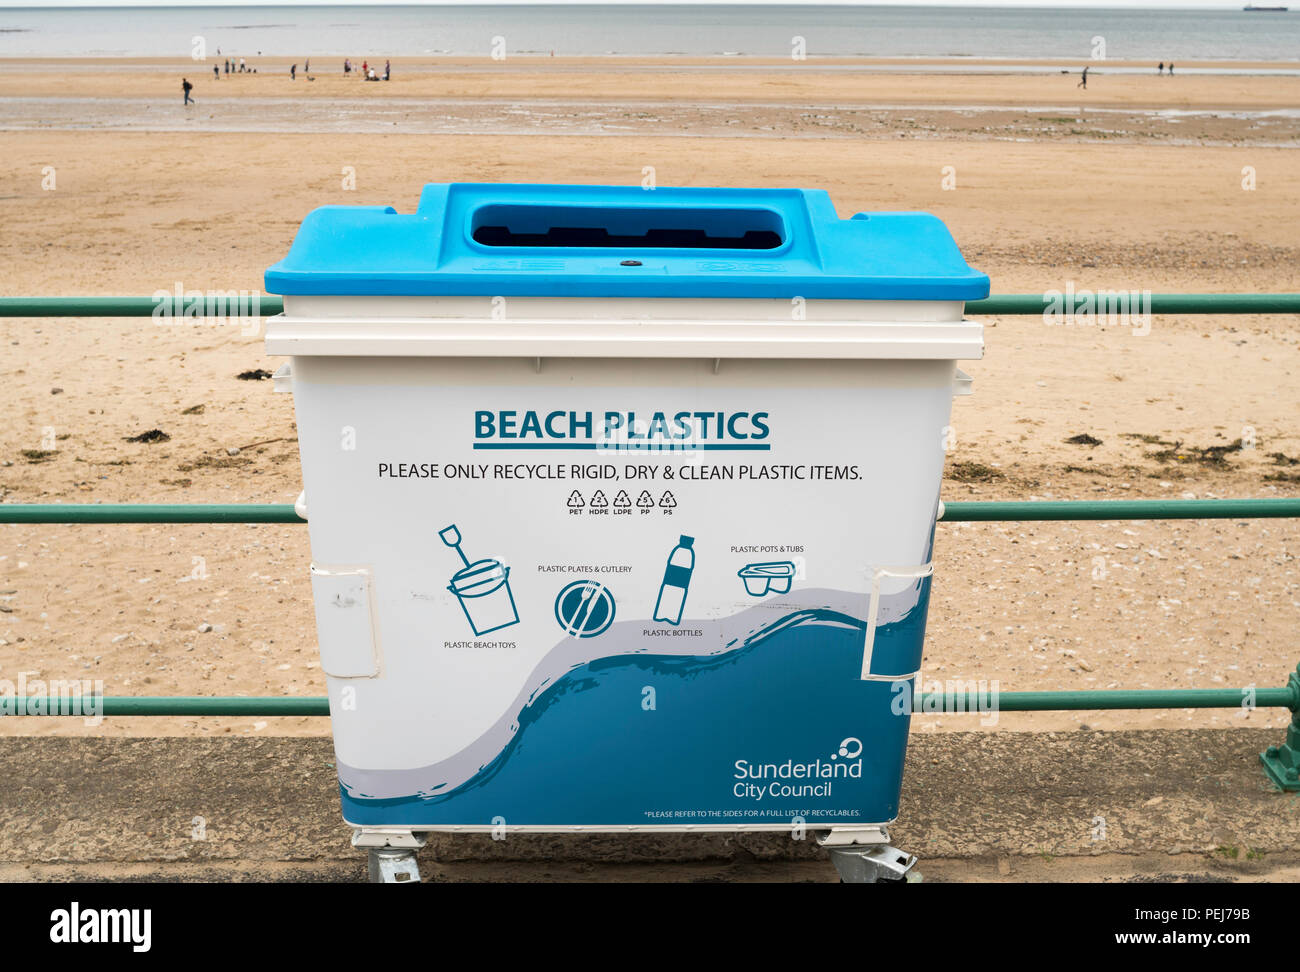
[471,204,783,250]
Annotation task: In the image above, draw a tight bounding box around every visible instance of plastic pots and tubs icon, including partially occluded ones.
[738,561,796,597]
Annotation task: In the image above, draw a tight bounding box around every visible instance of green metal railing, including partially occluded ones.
[3,498,1300,524]
[970,293,1300,316]
[5,684,1295,718]
[2,291,1299,789]
[3,497,1298,788]
[3,293,1300,317]
[0,504,307,524]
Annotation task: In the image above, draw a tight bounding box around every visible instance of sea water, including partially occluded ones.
[3,5,1299,62]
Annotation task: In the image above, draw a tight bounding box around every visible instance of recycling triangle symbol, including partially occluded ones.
[567,490,585,508]
[590,489,609,508]
[613,490,632,508]
[659,490,677,509]
[636,490,655,509]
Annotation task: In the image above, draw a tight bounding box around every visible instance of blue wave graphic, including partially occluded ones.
[342,589,931,828]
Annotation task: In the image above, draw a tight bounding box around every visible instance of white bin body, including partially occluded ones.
[266,183,988,834]
[269,294,982,833]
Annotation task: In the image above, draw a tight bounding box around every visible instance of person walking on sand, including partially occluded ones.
[305,58,310,73]
[384,59,390,81]
[1077,65,1088,89]
[290,63,296,80]
[182,77,193,105]
[213,64,219,81]
[240,56,246,72]
[1158,61,1164,75]
[1169,62,1175,76]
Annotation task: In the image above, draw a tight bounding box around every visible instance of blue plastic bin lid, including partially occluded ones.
[265,183,989,301]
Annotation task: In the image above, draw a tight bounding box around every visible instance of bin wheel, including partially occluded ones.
[838,871,921,884]
[367,846,422,884]
[827,844,920,884]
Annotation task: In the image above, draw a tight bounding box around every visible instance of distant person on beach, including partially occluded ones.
[344,58,351,74]
[362,60,369,78]
[1169,62,1175,75]
[290,64,296,80]
[305,59,310,73]
[213,65,219,81]
[239,57,246,72]
[1077,65,1088,89]
[1158,62,1164,74]
[224,58,229,75]
[384,59,390,80]
[182,78,193,105]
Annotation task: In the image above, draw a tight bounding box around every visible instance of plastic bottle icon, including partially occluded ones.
[652,535,695,626]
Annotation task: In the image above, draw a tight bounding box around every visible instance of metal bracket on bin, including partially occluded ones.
[352,828,427,849]
[353,829,428,884]
[818,825,890,847]
[861,563,934,680]
[272,361,294,393]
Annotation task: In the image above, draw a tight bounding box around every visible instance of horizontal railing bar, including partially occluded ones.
[3,498,1299,524]
[2,686,1294,717]
[940,498,1300,521]
[969,293,1300,315]
[1,294,1300,317]
[0,296,283,317]
[0,504,306,524]
[0,697,330,716]
[952,687,1296,711]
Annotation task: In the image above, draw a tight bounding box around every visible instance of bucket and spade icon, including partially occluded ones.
[440,524,520,636]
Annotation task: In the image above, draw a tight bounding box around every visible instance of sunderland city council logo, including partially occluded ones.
[834,737,862,760]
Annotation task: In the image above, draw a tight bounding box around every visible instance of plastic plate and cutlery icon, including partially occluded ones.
[554,579,616,638]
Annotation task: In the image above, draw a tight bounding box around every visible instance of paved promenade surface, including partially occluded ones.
[1,729,1295,882]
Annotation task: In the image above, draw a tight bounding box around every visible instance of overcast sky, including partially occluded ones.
[0,1,1259,9]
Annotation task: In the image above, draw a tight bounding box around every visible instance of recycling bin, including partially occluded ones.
[265,183,987,873]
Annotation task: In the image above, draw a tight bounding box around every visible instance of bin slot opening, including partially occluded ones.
[471,204,784,250]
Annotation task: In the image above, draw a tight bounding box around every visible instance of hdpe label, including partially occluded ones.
[301,380,949,828]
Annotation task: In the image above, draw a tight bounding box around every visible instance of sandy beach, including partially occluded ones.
[4,57,1300,141]
[0,57,1297,741]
